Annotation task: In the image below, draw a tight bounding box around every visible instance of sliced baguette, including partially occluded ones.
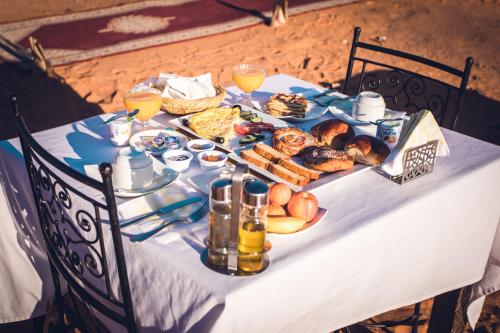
[269,164,310,186]
[240,149,272,169]
[253,143,291,163]
[278,158,322,180]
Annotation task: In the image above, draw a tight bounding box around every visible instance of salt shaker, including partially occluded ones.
[237,179,269,273]
[207,178,232,269]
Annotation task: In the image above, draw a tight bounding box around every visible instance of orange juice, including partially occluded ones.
[232,71,265,93]
[123,90,162,122]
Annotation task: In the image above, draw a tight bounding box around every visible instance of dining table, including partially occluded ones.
[0,74,499,332]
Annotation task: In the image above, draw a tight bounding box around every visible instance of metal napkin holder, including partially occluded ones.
[388,140,438,185]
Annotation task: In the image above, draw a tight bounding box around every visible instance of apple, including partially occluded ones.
[287,191,318,222]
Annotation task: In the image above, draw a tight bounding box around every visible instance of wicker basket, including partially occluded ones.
[161,85,226,115]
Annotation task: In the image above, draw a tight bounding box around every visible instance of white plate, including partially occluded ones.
[129,129,189,156]
[169,105,289,152]
[268,208,328,236]
[260,101,328,123]
[114,159,178,197]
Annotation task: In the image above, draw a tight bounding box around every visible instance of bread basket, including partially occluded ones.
[160,85,226,115]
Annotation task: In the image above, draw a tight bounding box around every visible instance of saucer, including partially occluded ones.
[129,129,189,156]
[114,159,178,198]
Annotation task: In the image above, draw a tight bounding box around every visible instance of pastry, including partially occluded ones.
[269,164,310,186]
[302,147,354,172]
[253,143,291,163]
[345,135,390,165]
[278,158,322,180]
[188,107,239,141]
[272,128,319,156]
[267,93,309,118]
[240,149,273,169]
[311,119,355,149]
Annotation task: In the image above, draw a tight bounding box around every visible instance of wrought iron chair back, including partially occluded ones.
[11,95,137,333]
[343,26,473,130]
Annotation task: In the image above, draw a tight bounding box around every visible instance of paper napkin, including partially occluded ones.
[159,72,216,100]
[381,110,449,176]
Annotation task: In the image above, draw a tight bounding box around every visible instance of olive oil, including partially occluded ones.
[238,221,266,272]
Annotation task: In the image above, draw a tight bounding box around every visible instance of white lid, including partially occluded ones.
[113,147,152,170]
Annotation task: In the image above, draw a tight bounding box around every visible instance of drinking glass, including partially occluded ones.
[232,64,265,107]
[123,87,162,129]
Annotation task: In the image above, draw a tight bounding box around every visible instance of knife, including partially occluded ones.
[119,197,202,229]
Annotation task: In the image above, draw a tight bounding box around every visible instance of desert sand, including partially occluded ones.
[1,0,499,143]
[0,0,498,331]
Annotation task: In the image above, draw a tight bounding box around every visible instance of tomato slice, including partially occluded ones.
[234,123,276,135]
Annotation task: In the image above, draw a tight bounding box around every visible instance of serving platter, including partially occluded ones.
[228,144,372,192]
[169,105,289,152]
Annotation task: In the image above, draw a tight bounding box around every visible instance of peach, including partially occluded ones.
[268,204,287,217]
[269,183,292,206]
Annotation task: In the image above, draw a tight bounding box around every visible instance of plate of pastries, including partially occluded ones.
[264,93,328,123]
[231,119,390,191]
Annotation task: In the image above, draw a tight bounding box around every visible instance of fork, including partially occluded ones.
[130,200,209,242]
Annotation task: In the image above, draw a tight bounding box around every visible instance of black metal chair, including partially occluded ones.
[343,26,473,130]
[11,95,137,333]
[341,26,474,333]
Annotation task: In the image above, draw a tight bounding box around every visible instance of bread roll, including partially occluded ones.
[311,119,355,149]
[345,135,390,165]
[272,127,319,156]
[302,147,354,172]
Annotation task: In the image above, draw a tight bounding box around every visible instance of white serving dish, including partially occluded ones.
[129,129,189,156]
[162,150,193,173]
[352,91,386,122]
[197,151,228,171]
[112,147,154,190]
[186,139,215,157]
[169,105,289,152]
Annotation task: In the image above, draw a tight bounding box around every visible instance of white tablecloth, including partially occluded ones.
[1,74,499,332]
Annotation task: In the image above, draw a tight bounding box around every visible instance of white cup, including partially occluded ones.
[110,118,132,146]
[352,91,386,122]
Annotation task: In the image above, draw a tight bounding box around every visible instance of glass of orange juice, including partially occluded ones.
[232,64,265,107]
[123,87,163,129]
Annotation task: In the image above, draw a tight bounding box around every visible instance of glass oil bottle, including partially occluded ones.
[237,179,269,273]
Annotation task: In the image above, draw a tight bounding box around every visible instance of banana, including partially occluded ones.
[267,216,307,234]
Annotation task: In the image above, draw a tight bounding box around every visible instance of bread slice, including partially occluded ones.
[240,150,272,169]
[253,143,291,163]
[269,164,310,186]
[278,158,322,180]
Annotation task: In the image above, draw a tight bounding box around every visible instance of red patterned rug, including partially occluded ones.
[0,0,360,65]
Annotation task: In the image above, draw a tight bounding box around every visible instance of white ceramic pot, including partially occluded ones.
[186,139,215,158]
[197,151,228,171]
[162,150,193,173]
[112,147,154,190]
[352,91,386,122]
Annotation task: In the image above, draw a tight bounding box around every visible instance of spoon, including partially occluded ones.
[101,109,139,125]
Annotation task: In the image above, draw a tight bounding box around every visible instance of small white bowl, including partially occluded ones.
[162,150,193,173]
[186,139,215,157]
[197,151,227,171]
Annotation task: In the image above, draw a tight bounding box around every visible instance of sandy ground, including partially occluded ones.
[1,0,499,143]
[0,0,499,331]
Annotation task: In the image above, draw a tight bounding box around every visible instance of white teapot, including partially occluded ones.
[112,147,153,190]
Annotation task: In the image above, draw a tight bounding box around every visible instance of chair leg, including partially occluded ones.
[411,302,421,333]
